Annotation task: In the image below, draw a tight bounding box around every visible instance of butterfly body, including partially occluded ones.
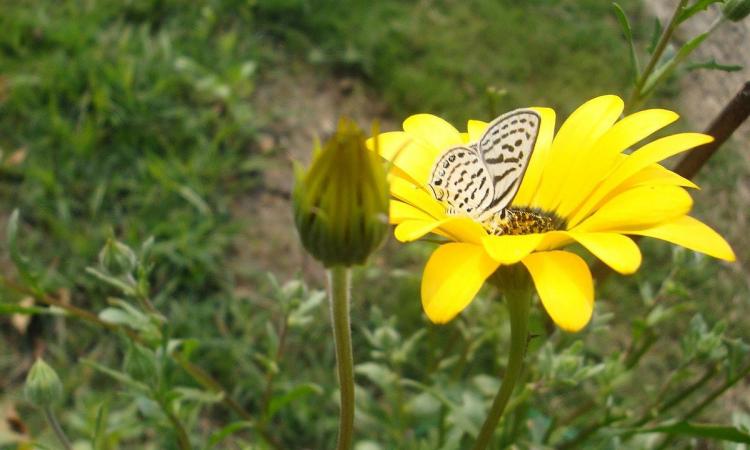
[428,109,541,234]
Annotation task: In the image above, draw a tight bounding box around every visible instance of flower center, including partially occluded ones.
[484,207,565,236]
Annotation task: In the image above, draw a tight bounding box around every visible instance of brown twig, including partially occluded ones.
[673,81,750,180]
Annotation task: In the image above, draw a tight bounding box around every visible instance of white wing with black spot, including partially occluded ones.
[427,108,541,222]
[428,146,494,218]
[477,109,540,220]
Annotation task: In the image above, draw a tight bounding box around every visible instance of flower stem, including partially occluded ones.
[625,0,688,112]
[43,407,72,450]
[327,266,355,450]
[472,271,532,450]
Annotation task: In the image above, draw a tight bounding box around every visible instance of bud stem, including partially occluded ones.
[43,407,72,450]
[472,270,532,450]
[327,266,355,450]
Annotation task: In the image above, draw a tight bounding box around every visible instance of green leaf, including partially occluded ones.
[207,421,255,448]
[641,31,709,97]
[612,3,640,84]
[687,59,743,72]
[0,302,47,315]
[678,0,723,23]
[6,210,40,290]
[267,383,323,418]
[86,267,137,296]
[171,387,225,404]
[80,358,151,393]
[648,17,663,54]
[637,421,750,443]
[92,402,110,450]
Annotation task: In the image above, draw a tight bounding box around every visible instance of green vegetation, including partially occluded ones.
[256,0,644,121]
[1,1,747,449]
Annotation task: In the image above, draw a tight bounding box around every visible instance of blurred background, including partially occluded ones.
[1,0,748,448]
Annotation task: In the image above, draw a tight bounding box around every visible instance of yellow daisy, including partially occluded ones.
[368,95,735,332]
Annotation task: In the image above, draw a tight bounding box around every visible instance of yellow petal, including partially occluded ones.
[569,133,712,226]
[403,114,464,154]
[576,185,693,232]
[532,96,623,211]
[438,216,487,244]
[368,131,436,184]
[467,119,489,142]
[482,233,545,264]
[522,251,594,332]
[395,219,445,242]
[555,109,681,218]
[394,216,486,244]
[390,200,433,224]
[626,215,736,261]
[619,163,698,190]
[390,177,446,219]
[515,107,556,206]
[422,243,500,323]
[566,231,642,274]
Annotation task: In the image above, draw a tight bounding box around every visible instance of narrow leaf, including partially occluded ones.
[687,59,743,72]
[0,302,47,315]
[613,2,641,83]
[6,209,39,289]
[207,421,255,448]
[267,383,323,418]
[648,17,663,54]
[80,358,151,392]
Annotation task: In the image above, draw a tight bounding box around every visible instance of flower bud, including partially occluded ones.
[99,238,137,275]
[723,0,750,21]
[293,118,389,267]
[24,358,64,407]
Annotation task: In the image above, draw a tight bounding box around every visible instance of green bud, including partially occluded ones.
[24,358,64,407]
[723,0,750,21]
[99,238,137,275]
[123,342,158,381]
[293,118,389,267]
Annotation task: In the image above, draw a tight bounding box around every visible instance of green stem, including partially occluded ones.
[471,273,531,450]
[625,0,688,111]
[43,407,72,450]
[165,407,191,450]
[327,266,355,450]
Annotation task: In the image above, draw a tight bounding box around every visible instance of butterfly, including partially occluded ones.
[427,109,541,230]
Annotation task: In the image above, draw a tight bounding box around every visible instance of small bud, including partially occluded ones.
[723,0,750,21]
[123,343,158,381]
[24,358,64,407]
[293,118,389,267]
[99,238,137,275]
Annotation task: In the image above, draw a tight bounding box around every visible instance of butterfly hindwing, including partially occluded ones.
[428,146,494,217]
[478,109,541,218]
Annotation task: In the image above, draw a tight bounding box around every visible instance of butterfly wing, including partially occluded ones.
[477,109,541,219]
[428,146,494,218]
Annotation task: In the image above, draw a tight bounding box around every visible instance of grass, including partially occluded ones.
[1,1,748,449]
[254,0,645,121]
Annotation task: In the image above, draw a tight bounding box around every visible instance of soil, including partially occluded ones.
[646,0,749,138]
[232,61,395,285]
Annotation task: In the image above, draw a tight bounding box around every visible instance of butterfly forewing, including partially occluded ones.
[428,146,494,217]
[478,109,541,219]
[427,108,541,224]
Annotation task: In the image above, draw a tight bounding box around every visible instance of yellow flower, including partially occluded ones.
[368,95,735,332]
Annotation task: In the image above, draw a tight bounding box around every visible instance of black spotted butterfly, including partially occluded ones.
[428,109,541,226]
